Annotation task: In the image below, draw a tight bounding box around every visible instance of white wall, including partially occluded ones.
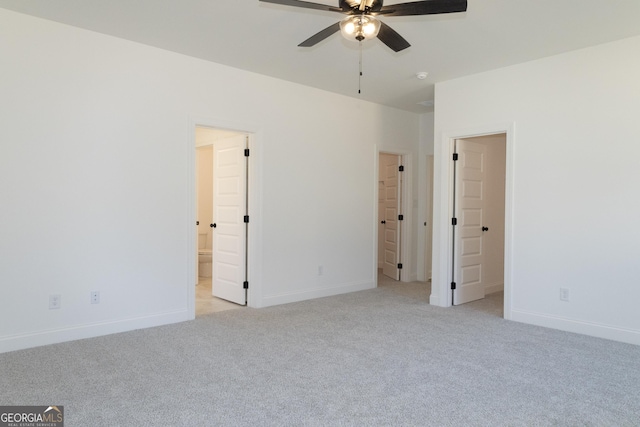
[432,35,640,344]
[417,112,435,281]
[0,9,419,352]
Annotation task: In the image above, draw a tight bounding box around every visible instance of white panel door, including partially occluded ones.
[378,179,386,269]
[212,135,247,305]
[381,154,400,280]
[453,140,487,305]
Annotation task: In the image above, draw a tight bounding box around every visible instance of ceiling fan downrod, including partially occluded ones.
[358,40,363,94]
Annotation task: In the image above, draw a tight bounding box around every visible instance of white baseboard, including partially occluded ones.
[0,310,189,354]
[485,282,504,295]
[430,292,447,307]
[261,280,375,307]
[405,272,419,282]
[511,309,640,346]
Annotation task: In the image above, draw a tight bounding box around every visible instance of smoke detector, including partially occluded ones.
[416,71,428,80]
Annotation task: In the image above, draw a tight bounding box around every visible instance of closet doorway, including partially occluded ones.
[450,134,506,307]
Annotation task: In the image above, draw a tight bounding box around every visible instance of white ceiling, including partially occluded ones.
[2,0,640,113]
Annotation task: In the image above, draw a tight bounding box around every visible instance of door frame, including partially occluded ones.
[423,154,434,282]
[375,147,413,283]
[187,115,263,317]
[431,123,514,319]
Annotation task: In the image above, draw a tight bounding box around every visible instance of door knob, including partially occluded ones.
[381,220,386,224]
[196,221,199,225]
[482,226,489,232]
[210,223,216,228]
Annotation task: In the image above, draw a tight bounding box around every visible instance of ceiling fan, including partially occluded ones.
[259,0,467,52]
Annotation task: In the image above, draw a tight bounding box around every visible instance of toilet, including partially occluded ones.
[198,233,212,278]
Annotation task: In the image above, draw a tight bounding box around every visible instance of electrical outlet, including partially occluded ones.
[49,294,61,310]
[90,291,100,304]
[559,287,570,302]
[318,265,324,276]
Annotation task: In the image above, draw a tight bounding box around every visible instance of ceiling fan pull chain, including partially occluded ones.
[358,40,363,94]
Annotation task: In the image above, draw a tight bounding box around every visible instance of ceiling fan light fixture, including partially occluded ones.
[363,20,378,36]
[340,15,380,42]
[343,21,356,35]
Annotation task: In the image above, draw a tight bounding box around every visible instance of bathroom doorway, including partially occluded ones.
[195,126,248,316]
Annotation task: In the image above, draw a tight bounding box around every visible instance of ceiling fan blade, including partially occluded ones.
[298,22,341,47]
[259,0,341,13]
[379,0,467,17]
[377,21,411,52]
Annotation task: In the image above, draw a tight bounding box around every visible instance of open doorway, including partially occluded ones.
[432,124,513,318]
[378,152,404,282]
[195,126,248,316]
[450,133,506,314]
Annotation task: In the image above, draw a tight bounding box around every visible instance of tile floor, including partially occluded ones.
[195,278,244,316]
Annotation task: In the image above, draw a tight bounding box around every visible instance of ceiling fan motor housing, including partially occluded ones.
[340,0,383,13]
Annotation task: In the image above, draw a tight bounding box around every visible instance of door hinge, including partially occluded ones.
[453,153,458,161]
[244,215,249,223]
[398,214,404,221]
[398,165,404,172]
[244,148,250,157]
[452,217,457,226]
[451,282,456,290]
[243,281,249,289]
[397,263,403,269]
